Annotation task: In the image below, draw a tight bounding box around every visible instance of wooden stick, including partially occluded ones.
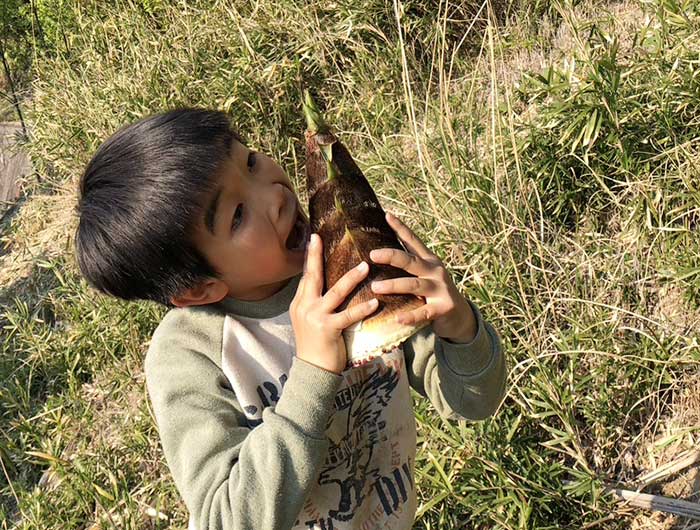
[564,479,700,520]
[637,449,700,488]
[608,487,700,520]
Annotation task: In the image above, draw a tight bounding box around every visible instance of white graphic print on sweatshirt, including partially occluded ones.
[220,311,418,530]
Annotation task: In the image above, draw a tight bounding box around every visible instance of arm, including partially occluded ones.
[365,212,506,422]
[145,307,342,530]
[402,299,506,421]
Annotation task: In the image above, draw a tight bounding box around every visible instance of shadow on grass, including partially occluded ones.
[0,257,69,512]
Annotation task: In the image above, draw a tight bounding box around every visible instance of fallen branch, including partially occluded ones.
[608,487,700,520]
[637,449,700,488]
[564,479,700,521]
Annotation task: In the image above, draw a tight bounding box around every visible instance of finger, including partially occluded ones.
[394,303,436,326]
[371,276,435,296]
[331,297,379,330]
[369,248,428,277]
[302,233,323,296]
[321,260,370,311]
[385,212,433,259]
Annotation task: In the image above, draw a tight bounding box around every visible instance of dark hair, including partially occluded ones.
[75,108,244,306]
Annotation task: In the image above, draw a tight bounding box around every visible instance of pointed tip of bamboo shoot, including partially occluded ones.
[302,89,329,134]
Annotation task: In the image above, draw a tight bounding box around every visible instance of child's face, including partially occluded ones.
[190,138,310,302]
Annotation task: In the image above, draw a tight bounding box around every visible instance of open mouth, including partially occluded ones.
[285,209,311,251]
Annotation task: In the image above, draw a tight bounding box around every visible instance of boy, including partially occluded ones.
[75,108,507,530]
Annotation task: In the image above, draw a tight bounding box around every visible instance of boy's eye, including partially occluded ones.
[231,204,243,232]
[247,151,256,170]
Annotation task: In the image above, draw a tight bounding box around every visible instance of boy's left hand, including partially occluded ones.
[369,212,477,344]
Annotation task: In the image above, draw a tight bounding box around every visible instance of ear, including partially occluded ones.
[170,278,229,308]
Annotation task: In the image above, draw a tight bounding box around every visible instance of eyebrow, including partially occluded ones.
[204,138,241,235]
[205,187,222,235]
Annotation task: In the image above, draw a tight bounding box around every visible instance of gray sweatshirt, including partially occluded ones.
[145,272,506,530]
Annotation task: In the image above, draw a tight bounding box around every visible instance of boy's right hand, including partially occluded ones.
[290,233,378,375]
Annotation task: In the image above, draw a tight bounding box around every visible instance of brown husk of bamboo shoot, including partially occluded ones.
[304,127,429,364]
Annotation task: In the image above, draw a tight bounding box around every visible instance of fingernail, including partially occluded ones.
[370,298,378,305]
[357,261,368,271]
[310,233,317,246]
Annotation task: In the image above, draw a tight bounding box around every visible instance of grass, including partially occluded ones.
[1,0,700,528]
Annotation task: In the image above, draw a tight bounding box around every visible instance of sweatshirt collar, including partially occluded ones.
[215,273,302,319]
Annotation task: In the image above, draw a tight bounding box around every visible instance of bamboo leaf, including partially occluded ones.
[93,482,114,501]
[582,108,598,147]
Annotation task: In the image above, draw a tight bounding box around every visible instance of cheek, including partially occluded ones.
[242,230,282,260]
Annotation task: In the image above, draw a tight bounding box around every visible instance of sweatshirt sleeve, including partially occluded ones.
[144,307,343,530]
[402,299,506,421]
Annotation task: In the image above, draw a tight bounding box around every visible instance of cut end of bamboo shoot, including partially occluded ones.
[343,304,430,366]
